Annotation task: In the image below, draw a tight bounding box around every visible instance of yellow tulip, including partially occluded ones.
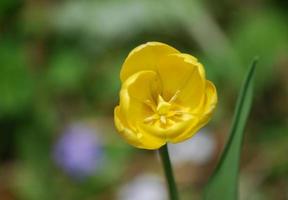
[114,42,217,149]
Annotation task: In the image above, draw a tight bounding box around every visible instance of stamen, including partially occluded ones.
[143,115,158,124]
[174,110,187,115]
[169,90,181,103]
[160,116,167,124]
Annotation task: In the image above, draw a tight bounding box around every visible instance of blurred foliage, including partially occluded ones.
[0,40,33,117]
[231,10,288,89]
[0,0,287,200]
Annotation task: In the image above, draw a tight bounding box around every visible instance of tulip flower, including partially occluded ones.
[114,42,217,150]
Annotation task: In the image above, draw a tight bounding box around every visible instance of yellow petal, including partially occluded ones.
[120,70,161,128]
[181,53,206,78]
[114,106,165,149]
[118,70,167,149]
[114,106,142,146]
[135,128,166,149]
[170,80,217,143]
[120,42,179,82]
[138,114,198,142]
[157,53,206,110]
[200,80,218,116]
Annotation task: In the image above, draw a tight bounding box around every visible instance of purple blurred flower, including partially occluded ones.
[53,124,103,179]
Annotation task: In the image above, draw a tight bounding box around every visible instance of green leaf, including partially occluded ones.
[204,58,258,200]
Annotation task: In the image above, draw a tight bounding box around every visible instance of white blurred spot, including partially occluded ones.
[117,174,168,200]
[169,129,216,165]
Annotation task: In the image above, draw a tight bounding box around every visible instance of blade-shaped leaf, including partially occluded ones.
[204,59,258,200]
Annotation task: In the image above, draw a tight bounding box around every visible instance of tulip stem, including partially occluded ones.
[159,144,179,200]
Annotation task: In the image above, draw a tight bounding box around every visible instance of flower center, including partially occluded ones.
[144,91,184,128]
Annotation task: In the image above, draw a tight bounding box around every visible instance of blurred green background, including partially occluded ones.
[0,0,287,199]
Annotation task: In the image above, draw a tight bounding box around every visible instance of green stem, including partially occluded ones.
[159,144,179,200]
